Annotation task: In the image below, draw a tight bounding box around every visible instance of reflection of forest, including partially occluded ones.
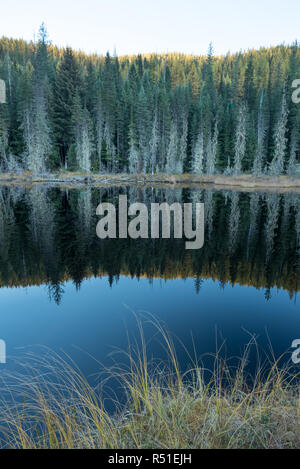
[0,185,300,304]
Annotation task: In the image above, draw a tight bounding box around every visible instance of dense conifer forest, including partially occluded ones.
[0,24,300,176]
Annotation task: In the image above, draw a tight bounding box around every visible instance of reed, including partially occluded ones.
[0,318,299,449]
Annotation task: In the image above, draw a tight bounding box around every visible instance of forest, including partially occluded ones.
[0,24,300,177]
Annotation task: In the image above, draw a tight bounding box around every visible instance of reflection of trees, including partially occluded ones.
[28,187,55,258]
[246,193,260,261]
[77,188,92,235]
[264,193,280,263]
[1,186,300,301]
[228,191,240,255]
[203,190,214,241]
[0,188,15,267]
[27,187,63,304]
[293,196,300,271]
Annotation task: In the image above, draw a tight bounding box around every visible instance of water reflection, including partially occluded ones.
[0,185,300,304]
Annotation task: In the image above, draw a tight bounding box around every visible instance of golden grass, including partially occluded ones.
[0,318,300,449]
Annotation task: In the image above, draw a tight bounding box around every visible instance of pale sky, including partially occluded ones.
[0,0,299,57]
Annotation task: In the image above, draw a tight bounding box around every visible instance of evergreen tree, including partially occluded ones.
[252,90,267,176]
[233,102,247,175]
[0,31,300,178]
[52,47,81,167]
[269,87,288,176]
[192,126,204,175]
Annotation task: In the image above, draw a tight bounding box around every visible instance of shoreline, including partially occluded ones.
[1,342,299,449]
[1,171,300,192]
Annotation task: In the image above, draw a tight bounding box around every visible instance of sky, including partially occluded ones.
[0,0,299,57]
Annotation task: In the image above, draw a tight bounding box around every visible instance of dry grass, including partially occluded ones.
[0,319,299,449]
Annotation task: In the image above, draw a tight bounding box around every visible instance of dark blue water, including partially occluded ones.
[0,185,300,397]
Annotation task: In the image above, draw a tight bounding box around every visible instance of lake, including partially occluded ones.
[0,184,300,405]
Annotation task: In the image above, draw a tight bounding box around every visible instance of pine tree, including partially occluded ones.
[24,87,51,174]
[128,121,139,173]
[52,47,81,167]
[165,122,178,174]
[95,102,104,173]
[0,102,9,170]
[177,111,188,174]
[233,102,247,175]
[287,126,298,176]
[269,87,288,176]
[192,126,204,175]
[73,105,93,173]
[149,109,159,174]
[252,90,267,176]
[1,34,300,178]
[23,24,52,174]
[206,120,218,175]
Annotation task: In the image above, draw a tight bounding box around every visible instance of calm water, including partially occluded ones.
[1,184,300,398]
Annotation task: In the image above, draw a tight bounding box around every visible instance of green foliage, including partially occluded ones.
[0,30,300,175]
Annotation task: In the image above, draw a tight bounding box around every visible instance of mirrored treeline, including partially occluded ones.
[0,185,300,304]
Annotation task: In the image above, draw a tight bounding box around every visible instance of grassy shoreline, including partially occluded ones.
[1,322,300,449]
[1,171,300,192]
[1,355,300,449]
